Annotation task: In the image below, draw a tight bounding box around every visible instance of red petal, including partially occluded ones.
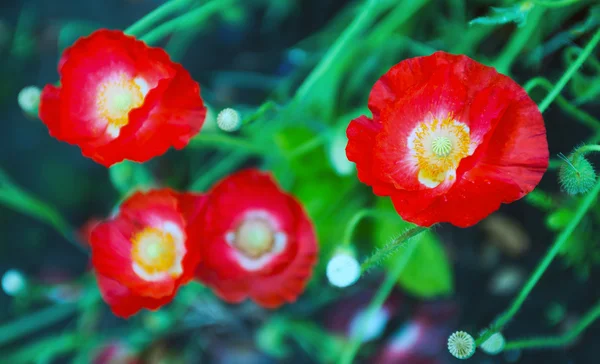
[96,273,174,318]
[348,51,548,227]
[39,29,206,167]
[194,169,318,308]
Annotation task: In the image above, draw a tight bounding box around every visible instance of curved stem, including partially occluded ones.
[476,177,600,346]
[141,0,235,45]
[524,77,600,130]
[538,28,600,113]
[125,0,192,37]
[341,209,400,247]
[575,144,600,155]
[492,6,545,75]
[504,299,600,350]
[360,226,429,272]
[338,238,420,364]
[0,168,86,254]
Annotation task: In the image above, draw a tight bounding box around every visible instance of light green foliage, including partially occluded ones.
[257,317,345,363]
[469,4,533,27]
[109,161,155,196]
[374,199,453,298]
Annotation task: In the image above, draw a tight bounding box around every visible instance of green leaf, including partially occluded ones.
[374,199,453,298]
[469,4,534,28]
[109,161,154,195]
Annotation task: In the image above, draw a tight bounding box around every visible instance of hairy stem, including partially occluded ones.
[338,238,420,364]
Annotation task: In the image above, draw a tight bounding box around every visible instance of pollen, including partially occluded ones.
[131,227,177,276]
[96,72,146,137]
[408,115,471,188]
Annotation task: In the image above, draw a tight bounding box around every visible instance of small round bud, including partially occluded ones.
[558,152,596,195]
[2,269,27,296]
[448,331,475,359]
[217,108,241,132]
[18,86,41,118]
[480,332,505,355]
[326,251,360,288]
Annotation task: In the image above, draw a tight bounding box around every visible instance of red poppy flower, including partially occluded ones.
[346,51,548,227]
[194,169,318,308]
[90,189,205,318]
[39,29,206,167]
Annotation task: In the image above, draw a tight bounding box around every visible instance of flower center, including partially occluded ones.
[131,227,177,276]
[431,136,453,157]
[233,218,275,259]
[409,115,471,188]
[96,73,147,137]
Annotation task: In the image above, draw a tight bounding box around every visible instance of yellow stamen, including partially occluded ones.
[96,73,145,135]
[131,227,176,275]
[409,115,471,188]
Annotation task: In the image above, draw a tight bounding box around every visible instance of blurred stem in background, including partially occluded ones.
[475,26,600,349]
[504,299,600,350]
[338,236,420,364]
[492,5,545,75]
[0,168,85,254]
[125,0,193,37]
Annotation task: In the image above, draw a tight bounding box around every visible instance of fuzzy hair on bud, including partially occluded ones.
[448,331,476,359]
[217,108,241,132]
[558,152,596,195]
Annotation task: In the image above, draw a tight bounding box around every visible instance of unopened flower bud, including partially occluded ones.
[326,250,360,288]
[18,86,41,118]
[558,152,596,195]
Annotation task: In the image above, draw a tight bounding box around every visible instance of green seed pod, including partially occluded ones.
[480,332,505,355]
[558,152,596,195]
[448,331,475,360]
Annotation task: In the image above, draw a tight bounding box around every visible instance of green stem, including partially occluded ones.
[524,77,600,130]
[294,0,379,102]
[538,28,600,113]
[341,209,398,247]
[286,134,328,160]
[476,177,600,346]
[2,332,80,363]
[125,0,192,37]
[338,238,420,364]
[0,303,77,347]
[492,6,545,75]
[0,168,85,254]
[532,0,583,7]
[189,151,247,191]
[575,144,600,155]
[140,0,234,45]
[504,299,600,350]
[360,226,429,272]
[189,133,266,154]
